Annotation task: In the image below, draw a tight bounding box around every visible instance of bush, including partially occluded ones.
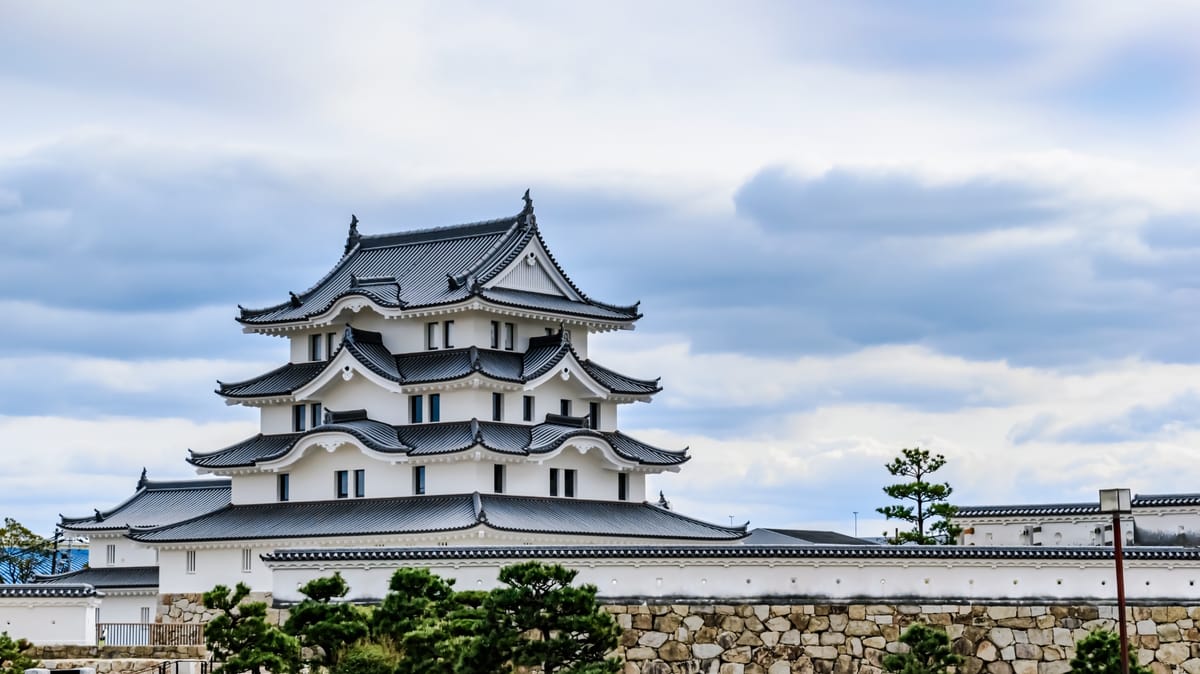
[881,623,961,674]
[0,631,38,674]
[334,643,398,674]
[1070,629,1150,674]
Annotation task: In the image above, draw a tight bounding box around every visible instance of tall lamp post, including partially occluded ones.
[1099,488,1132,674]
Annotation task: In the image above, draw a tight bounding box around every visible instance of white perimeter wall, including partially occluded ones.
[84,533,157,568]
[269,555,1200,605]
[96,594,156,624]
[0,598,100,646]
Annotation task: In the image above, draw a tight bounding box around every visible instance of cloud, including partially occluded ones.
[1053,391,1200,444]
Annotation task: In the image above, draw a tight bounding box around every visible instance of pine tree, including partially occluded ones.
[203,582,301,674]
[484,561,621,674]
[283,573,370,671]
[877,447,961,545]
[1070,629,1150,674]
[882,623,962,674]
[0,631,38,674]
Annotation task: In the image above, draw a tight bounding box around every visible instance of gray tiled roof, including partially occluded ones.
[237,202,640,326]
[0,584,101,598]
[263,544,1200,564]
[36,566,159,589]
[189,416,687,468]
[60,478,231,531]
[127,493,745,543]
[955,493,1200,518]
[742,529,878,546]
[218,330,659,399]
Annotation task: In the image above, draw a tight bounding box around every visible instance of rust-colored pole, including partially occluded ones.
[1113,512,1130,674]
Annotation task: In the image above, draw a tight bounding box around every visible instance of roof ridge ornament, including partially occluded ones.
[468,346,480,371]
[288,292,302,308]
[137,468,148,490]
[344,214,361,256]
[658,491,671,510]
[470,418,483,443]
[519,189,536,228]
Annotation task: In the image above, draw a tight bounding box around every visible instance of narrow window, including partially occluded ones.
[549,468,559,496]
[106,544,116,566]
[413,466,426,495]
[185,550,196,574]
[354,469,365,498]
[309,334,323,361]
[504,322,515,350]
[426,321,439,350]
[443,320,455,349]
[523,395,534,422]
[311,402,323,428]
[335,470,349,498]
[278,474,290,502]
[326,332,337,359]
[560,399,572,416]
[589,402,600,430]
[410,394,424,423]
[565,469,577,498]
[490,321,500,349]
[241,548,252,573]
[429,394,440,422]
[292,404,307,432]
[492,392,504,421]
[494,464,505,494]
[140,607,151,623]
[618,473,628,501]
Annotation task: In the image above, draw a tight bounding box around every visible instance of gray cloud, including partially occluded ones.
[1054,392,1200,444]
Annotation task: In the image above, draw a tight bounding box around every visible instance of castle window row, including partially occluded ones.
[409,394,440,423]
[271,467,630,501]
[490,321,516,350]
[309,332,338,362]
[425,320,455,350]
[292,403,323,432]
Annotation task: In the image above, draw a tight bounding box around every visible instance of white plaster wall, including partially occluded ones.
[158,547,272,595]
[231,472,277,505]
[960,516,1134,547]
[260,405,293,435]
[0,599,100,645]
[270,555,1200,605]
[87,534,157,568]
[289,329,342,363]
[317,376,405,424]
[96,594,156,624]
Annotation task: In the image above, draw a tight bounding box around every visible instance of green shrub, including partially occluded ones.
[0,631,38,674]
[1070,629,1150,674]
[881,623,962,674]
[334,643,398,674]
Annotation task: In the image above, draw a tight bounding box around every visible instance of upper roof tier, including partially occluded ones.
[59,473,231,532]
[216,328,661,401]
[956,493,1200,518]
[237,194,641,328]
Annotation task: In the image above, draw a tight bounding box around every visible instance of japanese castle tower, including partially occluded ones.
[53,193,745,605]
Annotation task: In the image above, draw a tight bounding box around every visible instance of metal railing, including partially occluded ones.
[96,622,205,646]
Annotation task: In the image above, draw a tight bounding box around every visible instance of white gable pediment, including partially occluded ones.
[486,239,582,300]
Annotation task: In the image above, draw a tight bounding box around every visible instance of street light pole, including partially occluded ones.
[1100,488,1132,674]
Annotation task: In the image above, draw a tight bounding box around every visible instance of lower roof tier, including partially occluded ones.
[187,414,688,469]
[127,492,747,543]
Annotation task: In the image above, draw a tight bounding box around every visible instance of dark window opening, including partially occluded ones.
[426,322,439,350]
[410,395,424,423]
[523,395,534,422]
[311,402,323,428]
[413,466,426,495]
[490,321,500,349]
[549,468,559,496]
[278,474,290,502]
[309,334,323,361]
[335,470,349,499]
[560,399,572,416]
[494,464,505,494]
[326,332,336,359]
[503,322,515,350]
[618,473,628,501]
[565,469,577,498]
[292,405,306,432]
[443,320,454,349]
[588,402,600,430]
[354,469,365,498]
[492,392,504,421]
[429,394,440,422]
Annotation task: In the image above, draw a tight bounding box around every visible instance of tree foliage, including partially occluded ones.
[486,561,621,674]
[0,631,39,674]
[876,447,961,545]
[1070,629,1150,674]
[203,582,301,674]
[881,623,962,674]
[283,572,369,671]
[0,518,52,584]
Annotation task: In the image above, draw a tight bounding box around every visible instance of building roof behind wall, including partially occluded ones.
[59,477,231,531]
[957,493,1200,518]
[35,565,158,589]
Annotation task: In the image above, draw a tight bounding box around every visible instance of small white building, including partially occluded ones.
[954,494,1200,547]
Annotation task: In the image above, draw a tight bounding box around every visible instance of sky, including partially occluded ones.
[2,1,1199,538]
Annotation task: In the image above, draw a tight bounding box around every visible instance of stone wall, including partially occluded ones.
[27,645,206,672]
[603,602,1200,674]
[158,592,284,625]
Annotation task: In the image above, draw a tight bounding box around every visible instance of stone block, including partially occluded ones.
[717,631,739,649]
[805,646,839,660]
[845,620,878,637]
[654,614,682,633]
[808,616,830,632]
[1159,623,1182,642]
[866,605,895,616]
[987,662,1014,674]
[693,643,723,659]
[716,605,736,615]
[1014,643,1041,660]
[1137,649,1155,666]
[947,625,965,640]
[1052,628,1073,646]
[988,607,1018,620]
[874,615,894,625]
[1037,661,1070,674]
[722,616,746,632]
[1036,615,1055,629]
[1013,661,1038,674]
[1168,607,1188,622]
[723,646,753,663]
[848,605,866,620]
[658,640,690,662]
[633,614,653,630]
[1159,642,1191,665]
[625,647,655,660]
[960,657,985,674]
[990,628,1015,648]
[720,664,745,674]
[828,614,848,632]
[754,605,770,621]
[768,663,790,674]
[696,626,719,643]
[1000,646,1015,661]
[736,632,763,647]
[977,641,998,662]
[780,630,801,646]
[639,631,668,648]
[928,613,952,626]
[745,617,765,632]
[789,613,811,631]
[863,636,886,649]
[1137,620,1158,636]
[802,633,820,646]
[761,631,779,648]
[684,614,705,631]
[1140,635,1159,649]
[1182,658,1200,674]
